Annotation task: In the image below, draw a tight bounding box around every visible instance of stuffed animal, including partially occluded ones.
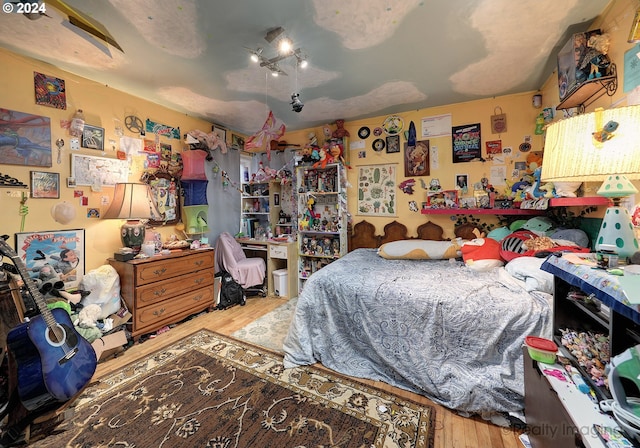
[461,238,504,271]
[332,119,350,139]
[77,304,103,328]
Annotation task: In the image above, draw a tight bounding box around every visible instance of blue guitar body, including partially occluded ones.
[6,308,97,411]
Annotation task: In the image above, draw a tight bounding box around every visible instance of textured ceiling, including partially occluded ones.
[0,0,610,135]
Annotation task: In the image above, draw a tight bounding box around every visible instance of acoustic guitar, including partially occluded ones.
[0,236,96,411]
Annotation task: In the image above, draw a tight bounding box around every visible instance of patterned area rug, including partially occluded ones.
[34,330,435,447]
[231,297,297,352]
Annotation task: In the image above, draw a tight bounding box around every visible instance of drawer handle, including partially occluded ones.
[153,267,167,276]
[194,278,204,285]
[194,260,204,267]
[154,288,167,296]
[192,294,203,302]
[153,308,166,316]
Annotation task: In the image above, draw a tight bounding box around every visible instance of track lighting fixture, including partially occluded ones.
[244,27,308,77]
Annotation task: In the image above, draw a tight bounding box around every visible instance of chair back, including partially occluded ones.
[214,232,246,275]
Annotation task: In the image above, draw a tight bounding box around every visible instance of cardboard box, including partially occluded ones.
[557,29,602,99]
[91,330,128,361]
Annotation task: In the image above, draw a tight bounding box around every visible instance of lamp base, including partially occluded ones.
[120,220,146,253]
[596,206,640,260]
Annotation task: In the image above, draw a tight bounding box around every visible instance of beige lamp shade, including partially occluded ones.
[541,105,640,183]
[102,183,160,220]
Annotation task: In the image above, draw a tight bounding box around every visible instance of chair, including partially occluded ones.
[214,232,266,297]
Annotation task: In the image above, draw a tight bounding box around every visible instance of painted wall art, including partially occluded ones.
[34,72,66,110]
[0,108,52,167]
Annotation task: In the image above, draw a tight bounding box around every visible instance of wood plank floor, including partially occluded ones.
[91,296,525,448]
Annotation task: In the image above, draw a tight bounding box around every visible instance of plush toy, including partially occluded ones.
[332,119,350,139]
[461,238,504,271]
[76,303,103,328]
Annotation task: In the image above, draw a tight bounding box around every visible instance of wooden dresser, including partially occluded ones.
[108,249,215,339]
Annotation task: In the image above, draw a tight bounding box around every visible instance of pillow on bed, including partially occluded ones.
[461,238,504,271]
[377,238,463,260]
[504,256,554,294]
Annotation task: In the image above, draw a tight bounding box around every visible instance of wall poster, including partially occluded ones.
[15,229,85,290]
[357,164,397,217]
[452,123,481,163]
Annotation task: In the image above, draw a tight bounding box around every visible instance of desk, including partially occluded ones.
[237,239,298,299]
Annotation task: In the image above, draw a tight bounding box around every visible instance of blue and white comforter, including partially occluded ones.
[283,249,552,415]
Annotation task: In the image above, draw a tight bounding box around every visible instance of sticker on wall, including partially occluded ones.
[145,118,180,139]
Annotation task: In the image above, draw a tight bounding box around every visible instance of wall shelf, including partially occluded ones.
[420,196,608,216]
[556,64,617,113]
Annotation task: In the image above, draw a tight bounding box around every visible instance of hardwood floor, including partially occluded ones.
[91,296,525,448]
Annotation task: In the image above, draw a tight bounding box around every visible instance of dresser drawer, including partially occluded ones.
[135,251,214,285]
[135,270,214,308]
[269,243,288,259]
[133,285,214,333]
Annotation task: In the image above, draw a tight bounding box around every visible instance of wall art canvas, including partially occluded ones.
[357,164,397,217]
[15,229,85,290]
[0,108,51,167]
[452,123,481,163]
[404,140,429,176]
[34,72,66,110]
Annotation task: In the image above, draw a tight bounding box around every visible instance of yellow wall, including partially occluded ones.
[0,48,214,272]
[286,0,639,239]
[1,0,637,271]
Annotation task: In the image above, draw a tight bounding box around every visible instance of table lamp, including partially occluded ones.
[103,182,160,252]
[541,105,640,260]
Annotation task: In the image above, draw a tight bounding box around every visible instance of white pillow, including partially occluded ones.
[504,256,554,294]
[377,238,463,260]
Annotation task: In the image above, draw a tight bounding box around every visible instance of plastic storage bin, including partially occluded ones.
[273,269,288,297]
[525,336,558,364]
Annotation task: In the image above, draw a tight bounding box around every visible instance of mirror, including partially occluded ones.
[143,170,180,226]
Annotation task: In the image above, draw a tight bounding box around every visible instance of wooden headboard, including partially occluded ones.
[348,220,445,251]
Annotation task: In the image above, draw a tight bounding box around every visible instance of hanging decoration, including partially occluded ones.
[244,111,286,160]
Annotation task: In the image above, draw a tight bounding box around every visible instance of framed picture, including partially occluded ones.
[474,190,491,208]
[442,190,459,208]
[15,229,85,290]
[455,174,468,190]
[81,124,105,150]
[30,170,60,198]
[213,125,226,144]
[231,134,245,150]
[357,164,397,217]
[273,193,280,206]
[404,140,430,176]
[386,134,400,153]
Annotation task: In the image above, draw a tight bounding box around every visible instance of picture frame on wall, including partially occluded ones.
[15,229,85,290]
[231,134,245,150]
[81,124,105,150]
[386,135,400,153]
[213,125,226,144]
[30,170,60,198]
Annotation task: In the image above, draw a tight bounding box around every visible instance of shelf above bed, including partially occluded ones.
[420,197,609,215]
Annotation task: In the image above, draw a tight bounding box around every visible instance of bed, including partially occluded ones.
[283,220,553,418]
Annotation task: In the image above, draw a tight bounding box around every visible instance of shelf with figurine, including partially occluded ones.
[296,159,348,293]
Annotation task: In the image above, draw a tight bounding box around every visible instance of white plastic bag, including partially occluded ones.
[79,264,121,320]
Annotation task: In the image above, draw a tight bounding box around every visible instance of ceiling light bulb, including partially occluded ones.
[299,59,308,69]
[271,71,279,77]
[278,38,292,55]
[250,54,259,63]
